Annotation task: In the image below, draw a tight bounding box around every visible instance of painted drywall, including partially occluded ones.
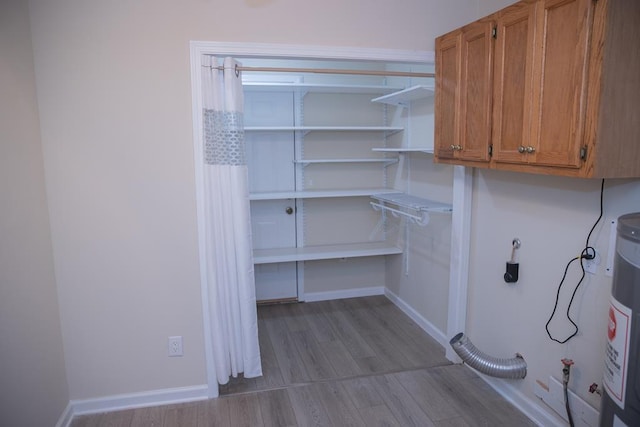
[467,170,640,418]
[27,0,486,400]
[384,93,455,335]
[385,164,454,335]
[0,0,70,425]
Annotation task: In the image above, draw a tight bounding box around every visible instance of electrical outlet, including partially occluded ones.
[583,250,600,275]
[168,336,183,357]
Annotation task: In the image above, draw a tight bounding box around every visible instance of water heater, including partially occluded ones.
[600,213,640,427]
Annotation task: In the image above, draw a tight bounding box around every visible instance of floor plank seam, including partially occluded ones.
[219,361,456,398]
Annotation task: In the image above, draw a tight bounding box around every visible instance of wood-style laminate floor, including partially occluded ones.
[71,296,535,426]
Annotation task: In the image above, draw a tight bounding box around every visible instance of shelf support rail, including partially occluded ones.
[370,201,430,226]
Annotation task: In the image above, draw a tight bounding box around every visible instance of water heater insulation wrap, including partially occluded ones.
[600,212,640,427]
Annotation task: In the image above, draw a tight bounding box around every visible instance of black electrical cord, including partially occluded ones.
[545,179,605,344]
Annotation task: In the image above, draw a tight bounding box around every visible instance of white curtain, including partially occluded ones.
[202,56,262,384]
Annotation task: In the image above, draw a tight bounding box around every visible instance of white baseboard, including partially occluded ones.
[303,286,384,302]
[67,384,209,423]
[56,402,73,427]
[475,371,566,427]
[384,289,448,348]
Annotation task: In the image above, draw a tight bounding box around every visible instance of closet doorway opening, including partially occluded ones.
[239,57,436,304]
[190,42,471,396]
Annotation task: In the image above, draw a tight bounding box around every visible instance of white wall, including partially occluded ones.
[385,158,454,335]
[468,170,640,416]
[27,0,489,401]
[0,0,70,425]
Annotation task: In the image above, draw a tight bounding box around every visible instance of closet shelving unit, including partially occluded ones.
[371,84,436,154]
[368,83,450,227]
[245,80,411,265]
[245,79,451,279]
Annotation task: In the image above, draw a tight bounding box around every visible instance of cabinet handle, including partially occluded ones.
[285,206,294,215]
[450,145,462,151]
[526,146,536,154]
[518,146,526,153]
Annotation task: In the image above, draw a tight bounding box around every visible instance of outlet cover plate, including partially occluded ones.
[583,250,600,275]
[168,336,183,357]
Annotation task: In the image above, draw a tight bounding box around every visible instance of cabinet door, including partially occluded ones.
[458,20,494,162]
[529,0,594,168]
[435,31,460,161]
[492,1,537,164]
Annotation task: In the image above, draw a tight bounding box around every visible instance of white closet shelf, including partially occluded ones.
[250,188,398,201]
[372,147,434,154]
[245,126,404,133]
[243,82,404,94]
[253,242,402,264]
[371,192,452,213]
[371,85,435,106]
[294,158,398,166]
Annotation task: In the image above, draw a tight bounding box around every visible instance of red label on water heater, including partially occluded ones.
[603,297,632,409]
[608,307,617,341]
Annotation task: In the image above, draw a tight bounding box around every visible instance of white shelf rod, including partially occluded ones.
[370,201,430,226]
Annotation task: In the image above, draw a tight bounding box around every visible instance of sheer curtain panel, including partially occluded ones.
[202,56,262,385]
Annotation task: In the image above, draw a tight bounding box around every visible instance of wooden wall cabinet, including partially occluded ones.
[435,19,494,164]
[434,0,640,178]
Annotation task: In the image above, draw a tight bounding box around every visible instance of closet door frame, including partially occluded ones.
[189,41,472,397]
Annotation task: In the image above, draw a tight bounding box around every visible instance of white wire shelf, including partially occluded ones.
[253,242,403,264]
[370,192,452,226]
[250,188,398,201]
[371,85,435,106]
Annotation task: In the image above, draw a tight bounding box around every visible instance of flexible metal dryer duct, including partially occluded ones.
[450,332,527,379]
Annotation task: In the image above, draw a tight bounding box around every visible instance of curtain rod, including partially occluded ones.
[208,64,434,78]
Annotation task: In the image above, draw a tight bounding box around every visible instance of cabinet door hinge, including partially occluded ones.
[489,144,493,156]
[580,146,587,160]
[492,27,497,39]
